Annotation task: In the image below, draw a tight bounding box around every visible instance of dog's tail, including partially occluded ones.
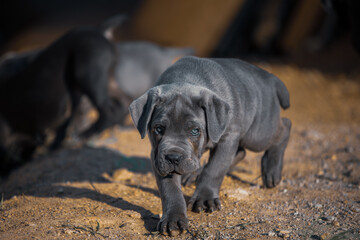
[98,14,128,40]
[274,77,290,110]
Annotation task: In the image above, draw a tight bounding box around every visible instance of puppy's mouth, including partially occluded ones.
[156,162,199,177]
[170,169,182,175]
[153,150,200,176]
[156,166,182,176]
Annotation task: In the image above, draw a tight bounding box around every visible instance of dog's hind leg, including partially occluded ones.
[261,118,291,188]
[49,91,82,150]
[229,146,246,172]
[182,146,246,186]
[181,166,203,186]
[78,65,123,138]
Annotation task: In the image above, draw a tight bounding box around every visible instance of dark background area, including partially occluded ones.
[1,1,360,239]
[1,0,359,74]
[0,0,142,52]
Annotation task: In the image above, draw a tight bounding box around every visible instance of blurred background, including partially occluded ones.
[1,2,360,238]
[1,0,359,74]
[1,0,360,167]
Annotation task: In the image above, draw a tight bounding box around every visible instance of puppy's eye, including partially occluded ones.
[154,126,165,135]
[191,128,200,136]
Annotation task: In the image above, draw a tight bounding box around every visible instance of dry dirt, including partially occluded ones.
[1,63,360,239]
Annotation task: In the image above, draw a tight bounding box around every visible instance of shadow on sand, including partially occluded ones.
[0,146,161,232]
[0,145,261,232]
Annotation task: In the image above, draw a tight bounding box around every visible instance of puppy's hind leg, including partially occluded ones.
[181,166,203,186]
[229,146,246,173]
[49,91,82,150]
[182,146,246,186]
[261,118,291,188]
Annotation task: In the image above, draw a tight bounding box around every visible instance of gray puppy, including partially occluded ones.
[114,42,194,99]
[129,56,291,235]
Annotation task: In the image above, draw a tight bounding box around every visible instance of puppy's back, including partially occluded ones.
[212,58,290,109]
[168,57,289,110]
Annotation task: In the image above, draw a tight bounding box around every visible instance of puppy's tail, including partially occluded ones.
[274,77,290,110]
[99,14,128,40]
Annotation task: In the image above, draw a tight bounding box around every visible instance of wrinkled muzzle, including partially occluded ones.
[153,140,200,176]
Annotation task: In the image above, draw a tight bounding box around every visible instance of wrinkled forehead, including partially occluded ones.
[151,94,204,126]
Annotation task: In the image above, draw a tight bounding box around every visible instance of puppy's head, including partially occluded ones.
[129,84,230,176]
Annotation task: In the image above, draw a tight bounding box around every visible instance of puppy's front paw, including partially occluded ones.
[188,190,221,213]
[157,212,188,236]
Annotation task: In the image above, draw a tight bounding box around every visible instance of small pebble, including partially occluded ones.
[344,146,353,153]
[332,221,340,227]
[128,211,141,219]
[278,230,291,238]
[352,207,360,213]
[321,232,330,240]
[64,229,73,235]
[315,204,322,209]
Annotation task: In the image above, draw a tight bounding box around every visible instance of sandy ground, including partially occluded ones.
[0,62,360,239]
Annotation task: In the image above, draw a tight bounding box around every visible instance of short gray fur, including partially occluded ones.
[129,56,291,235]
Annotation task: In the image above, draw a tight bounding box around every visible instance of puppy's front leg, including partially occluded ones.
[189,135,239,213]
[155,173,188,235]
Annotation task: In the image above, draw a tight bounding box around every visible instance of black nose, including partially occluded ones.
[165,153,182,164]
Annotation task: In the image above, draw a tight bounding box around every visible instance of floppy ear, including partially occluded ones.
[200,90,231,143]
[129,89,159,139]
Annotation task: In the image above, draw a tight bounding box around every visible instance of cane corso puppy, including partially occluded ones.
[114,42,194,99]
[0,15,128,162]
[129,56,291,235]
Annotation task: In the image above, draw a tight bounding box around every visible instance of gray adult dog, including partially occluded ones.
[129,56,291,235]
